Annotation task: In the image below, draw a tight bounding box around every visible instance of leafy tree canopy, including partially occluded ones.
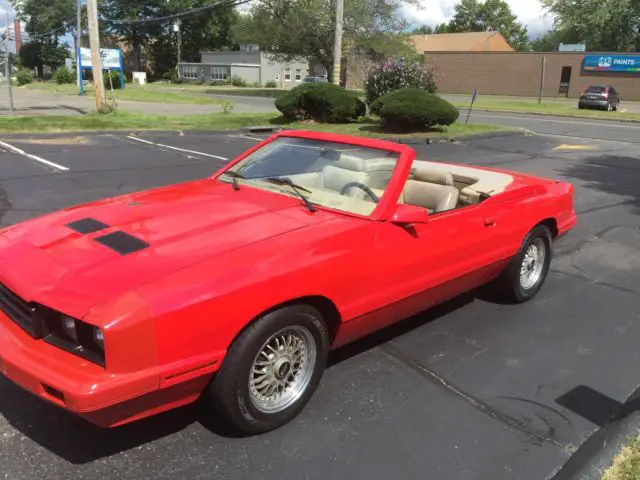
[542,0,640,51]
[234,0,417,78]
[435,0,530,51]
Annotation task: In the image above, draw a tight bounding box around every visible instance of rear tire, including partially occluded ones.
[494,225,553,303]
[209,305,329,435]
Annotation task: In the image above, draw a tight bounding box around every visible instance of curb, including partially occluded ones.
[551,412,640,480]
[458,107,640,125]
[375,129,527,145]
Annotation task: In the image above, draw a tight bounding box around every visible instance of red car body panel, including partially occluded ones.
[0,130,577,427]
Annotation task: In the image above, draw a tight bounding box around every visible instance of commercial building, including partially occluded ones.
[178,45,320,87]
[424,52,640,100]
[345,31,515,89]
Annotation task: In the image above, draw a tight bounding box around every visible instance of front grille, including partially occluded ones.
[0,283,36,336]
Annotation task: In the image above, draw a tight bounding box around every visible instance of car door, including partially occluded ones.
[362,201,508,326]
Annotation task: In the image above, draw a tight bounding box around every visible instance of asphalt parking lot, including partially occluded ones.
[1,129,639,480]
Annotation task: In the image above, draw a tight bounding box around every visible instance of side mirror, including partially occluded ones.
[391,204,429,225]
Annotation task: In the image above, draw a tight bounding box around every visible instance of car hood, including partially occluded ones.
[0,179,329,319]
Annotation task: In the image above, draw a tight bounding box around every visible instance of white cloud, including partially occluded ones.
[401,0,556,37]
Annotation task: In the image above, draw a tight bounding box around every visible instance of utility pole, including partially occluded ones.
[4,12,14,115]
[174,20,181,79]
[77,0,82,92]
[331,0,343,85]
[538,55,547,104]
[87,0,105,109]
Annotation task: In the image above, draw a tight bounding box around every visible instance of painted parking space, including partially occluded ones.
[0,130,639,480]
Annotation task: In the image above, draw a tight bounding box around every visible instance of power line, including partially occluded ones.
[100,0,250,26]
[18,0,250,40]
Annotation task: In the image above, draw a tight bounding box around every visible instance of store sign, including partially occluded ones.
[79,47,122,69]
[583,55,640,73]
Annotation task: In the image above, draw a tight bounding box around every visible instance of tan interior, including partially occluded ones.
[269,155,515,217]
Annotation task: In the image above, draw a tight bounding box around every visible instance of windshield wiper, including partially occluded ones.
[264,177,316,212]
[221,170,245,191]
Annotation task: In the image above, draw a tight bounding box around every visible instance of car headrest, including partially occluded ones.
[335,154,366,172]
[410,167,454,186]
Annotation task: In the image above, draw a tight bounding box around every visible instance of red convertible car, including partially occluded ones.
[0,130,576,434]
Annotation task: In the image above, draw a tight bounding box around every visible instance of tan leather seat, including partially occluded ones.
[321,155,368,193]
[401,180,459,214]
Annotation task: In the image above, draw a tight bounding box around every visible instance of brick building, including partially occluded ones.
[424,52,640,100]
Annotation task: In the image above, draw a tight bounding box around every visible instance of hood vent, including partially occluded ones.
[94,231,149,255]
[66,217,110,234]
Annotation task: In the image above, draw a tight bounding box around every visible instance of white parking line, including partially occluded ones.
[0,140,69,171]
[126,135,229,160]
[470,112,640,130]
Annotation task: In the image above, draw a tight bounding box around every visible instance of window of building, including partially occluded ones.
[212,66,229,81]
[284,68,291,81]
[183,65,200,80]
[295,68,302,81]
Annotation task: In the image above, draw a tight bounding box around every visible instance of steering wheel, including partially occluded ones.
[339,182,380,203]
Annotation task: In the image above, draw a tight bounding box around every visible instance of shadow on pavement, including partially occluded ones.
[563,154,640,216]
[0,292,480,464]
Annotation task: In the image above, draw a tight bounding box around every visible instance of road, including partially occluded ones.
[462,109,640,144]
[0,130,639,479]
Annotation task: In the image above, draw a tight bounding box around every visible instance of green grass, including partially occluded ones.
[202,86,365,98]
[448,95,640,122]
[25,82,220,105]
[601,435,640,480]
[0,111,516,137]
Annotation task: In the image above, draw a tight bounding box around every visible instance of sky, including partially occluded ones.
[401,0,556,38]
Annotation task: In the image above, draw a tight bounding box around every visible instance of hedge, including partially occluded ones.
[275,83,366,123]
[371,88,459,129]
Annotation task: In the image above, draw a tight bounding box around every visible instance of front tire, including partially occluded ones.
[495,225,553,303]
[209,305,329,435]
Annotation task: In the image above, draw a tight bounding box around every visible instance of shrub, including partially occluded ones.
[210,79,228,86]
[275,83,365,123]
[53,66,75,85]
[16,69,33,86]
[373,88,459,130]
[364,57,438,104]
[230,75,247,87]
[265,80,277,88]
[104,70,124,89]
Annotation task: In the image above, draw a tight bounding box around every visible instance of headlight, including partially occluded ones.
[61,316,78,342]
[42,313,106,367]
[94,328,104,350]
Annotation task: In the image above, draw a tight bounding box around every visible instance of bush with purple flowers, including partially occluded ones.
[364,57,438,105]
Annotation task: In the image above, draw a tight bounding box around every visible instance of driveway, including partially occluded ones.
[0,130,639,479]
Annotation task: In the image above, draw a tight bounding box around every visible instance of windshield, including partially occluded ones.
[218,137,401,216]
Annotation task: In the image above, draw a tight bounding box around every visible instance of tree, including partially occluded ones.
[530,27,582,52]
[11,0,76,38]
[234,0,416,81]
[445,0,530,51]
[542,0,640,51]
[101,0,238,75]
[411,23,451,35]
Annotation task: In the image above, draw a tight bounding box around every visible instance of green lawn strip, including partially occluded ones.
[0,112,516,137]
[601,434,640,480]
[24,83,219,105]
[450,99,640,122]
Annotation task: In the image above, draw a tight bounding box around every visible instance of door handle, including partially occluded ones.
[484,217,496,226]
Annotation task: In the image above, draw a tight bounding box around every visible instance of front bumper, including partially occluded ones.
[0,311,209,427]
